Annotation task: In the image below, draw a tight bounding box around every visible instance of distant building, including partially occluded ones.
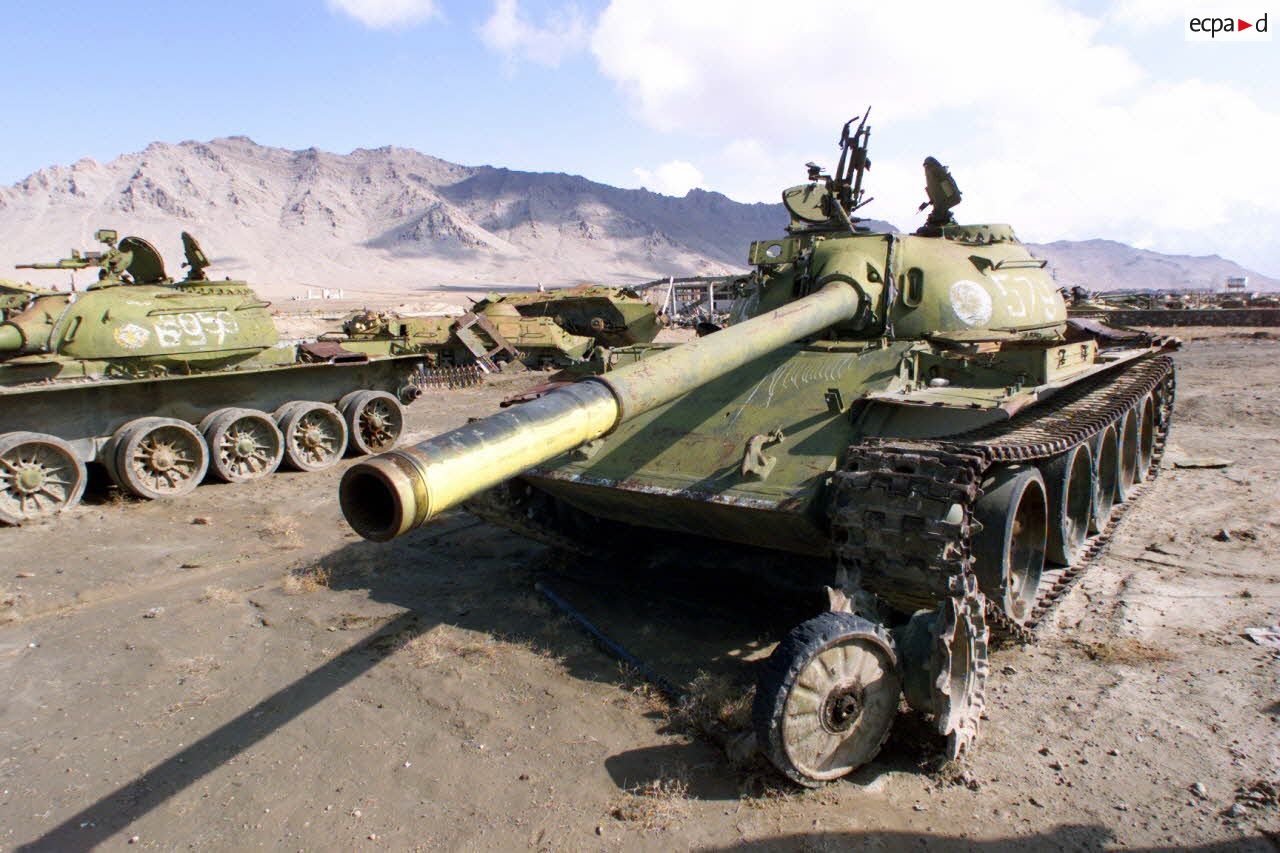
[1225,276,1248,291]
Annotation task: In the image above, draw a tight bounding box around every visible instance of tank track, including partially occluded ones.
[409,364,486,390]
[830,355,1175,643]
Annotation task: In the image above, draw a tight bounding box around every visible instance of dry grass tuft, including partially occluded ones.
[1076,638,1176,665]
[396,625,500,668]
[615,663,674,716]
[174,655,222,677]
[260,513,303,549]
[198,586,241,605]
[674,671,754,733]
[610,769,691,831]
[282,566,331,595]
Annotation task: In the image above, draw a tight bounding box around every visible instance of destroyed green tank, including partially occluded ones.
[339,115,1177,786]
[0,230,438,526]
[471,284,662,348]
[334,284,660,377]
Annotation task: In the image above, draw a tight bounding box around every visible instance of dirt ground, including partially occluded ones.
[1,329,1278,852]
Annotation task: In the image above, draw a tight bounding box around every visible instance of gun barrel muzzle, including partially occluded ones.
[340,381,618,541]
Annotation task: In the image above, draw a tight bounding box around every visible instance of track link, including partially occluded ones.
[831,355,1175,642]
[409,364,486,390]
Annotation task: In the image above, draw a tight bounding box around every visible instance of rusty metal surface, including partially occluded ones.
[298,341,369,364]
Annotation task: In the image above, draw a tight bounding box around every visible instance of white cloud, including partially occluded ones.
[327,0,438,28]
[1105,0,1184,33]
[633,160,705,196]
[589,0,1280,273]
[479,0,587,68]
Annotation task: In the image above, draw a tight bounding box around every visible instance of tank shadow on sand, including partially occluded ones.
[702,827,1278,853]
[17,514,994,848]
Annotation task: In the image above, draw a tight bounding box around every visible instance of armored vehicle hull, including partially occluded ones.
[340,117,1179,786]
[0,231,430,525]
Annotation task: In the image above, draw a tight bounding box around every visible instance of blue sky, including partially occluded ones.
[4,0,1278,276]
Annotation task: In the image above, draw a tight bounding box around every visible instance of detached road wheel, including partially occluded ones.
[753,611,901,787]
[275,401,348,472]
[0,432,87,525]
[112,417,209,500]
[339,390,405,455]
[201,408,284,483]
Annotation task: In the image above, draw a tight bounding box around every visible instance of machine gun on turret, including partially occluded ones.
[797,109,875,236]
[15,229,171,288]
[16,229,130,286]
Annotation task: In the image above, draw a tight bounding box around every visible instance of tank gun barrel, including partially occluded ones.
[339,280,863,542]
[15,259,95,271]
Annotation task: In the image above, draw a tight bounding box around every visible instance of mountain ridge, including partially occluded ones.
[2,137,1274,297]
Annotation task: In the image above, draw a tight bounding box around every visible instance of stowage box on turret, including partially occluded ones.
[339,114,1177,786]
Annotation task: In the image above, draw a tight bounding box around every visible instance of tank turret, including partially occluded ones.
[2,230,280,370]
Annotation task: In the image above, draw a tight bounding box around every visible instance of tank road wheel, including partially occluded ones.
[112,418,210,500]
[1089,424,1119,533]
[753,612,902,787]
[200,408,284,484]
[897,573,990,758]
[1136,394,1156,482]
[339,390,405,456]
[973,465,1047,626]
[275,402,348,472]
[1041,443,1095,566]
[1116,407,1140,502]
[0,432,88,525]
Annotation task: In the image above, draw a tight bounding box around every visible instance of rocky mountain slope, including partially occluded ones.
[1028,238,1277,293]
[1,138,1273,298]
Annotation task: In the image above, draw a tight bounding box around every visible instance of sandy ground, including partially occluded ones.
[1,330,1278,852]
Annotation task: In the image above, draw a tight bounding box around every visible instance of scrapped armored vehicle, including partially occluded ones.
[1068,287,1280,327]
[339,115,1177,786]
[0,230,439,525]
[472,285,662,348]
[333,284,660,379]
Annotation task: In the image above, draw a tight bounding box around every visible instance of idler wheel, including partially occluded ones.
[1116,407,1140,502]
[1089,424,1119,533]
[339,390,405,456]
[1136,394,1156,482]
[1041,443,1095,566]
[896,573,990,758]
[274,402,348,472]
[753,611,901,787]
[973,465,1047,626]
[111,417,209,500]
[0,431,87,525]
[200,408,284,483]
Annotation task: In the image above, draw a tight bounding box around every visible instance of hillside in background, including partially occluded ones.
[1,138,1274,298]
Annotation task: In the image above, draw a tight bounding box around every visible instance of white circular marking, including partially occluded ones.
[113,322,151,349]
[949,279,993,327]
